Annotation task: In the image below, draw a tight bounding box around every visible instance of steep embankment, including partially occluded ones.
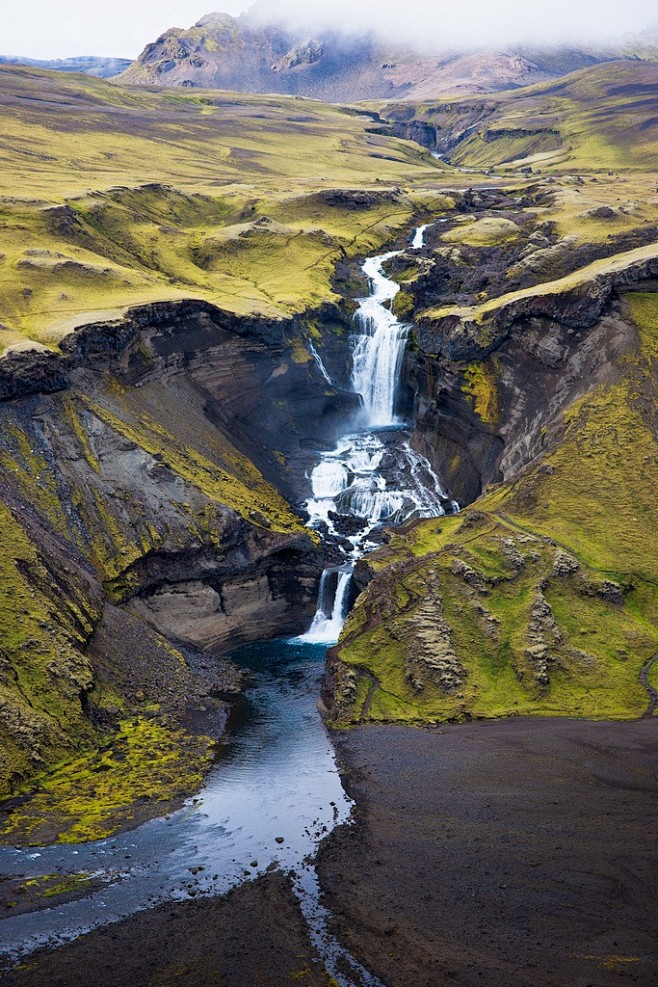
[325,164,658,727]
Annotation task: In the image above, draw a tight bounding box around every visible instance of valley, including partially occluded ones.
[0,32,656,987]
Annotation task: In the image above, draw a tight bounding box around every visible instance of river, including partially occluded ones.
[0,223,453,985]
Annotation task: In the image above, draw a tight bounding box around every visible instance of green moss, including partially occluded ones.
[0,718,214,845]
[331,511,657,727]
[19,872,93,899]
[0,501,100,795]
[442,217,522,247]
[289,336,312,365]
[462,361,500,425]
[483,328,658,581]
[0,66,433,342]
[392,290,415,320]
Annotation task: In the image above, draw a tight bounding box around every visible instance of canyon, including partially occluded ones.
[0,45,656,987]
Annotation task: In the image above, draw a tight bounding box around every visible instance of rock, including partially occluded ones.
[552,551,580,577]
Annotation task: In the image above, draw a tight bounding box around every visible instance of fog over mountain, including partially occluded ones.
[250,0,657,49]
[1,0,656,60]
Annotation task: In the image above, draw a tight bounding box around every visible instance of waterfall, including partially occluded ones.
[411,224,429,249]
[299,568,354,645]
[350,252,408,428]
[308,341,334,385]
[301,222,456,644]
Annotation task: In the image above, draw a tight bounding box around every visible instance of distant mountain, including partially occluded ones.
[0,56,131,78]
[119,9,656,100]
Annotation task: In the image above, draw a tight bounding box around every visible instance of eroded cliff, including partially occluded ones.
[0,298,359,842]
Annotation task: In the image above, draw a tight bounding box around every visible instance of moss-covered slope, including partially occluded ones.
[326,294,658,727]
[0,65,445,348]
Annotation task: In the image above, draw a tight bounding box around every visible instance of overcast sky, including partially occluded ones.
[2,0,656,60]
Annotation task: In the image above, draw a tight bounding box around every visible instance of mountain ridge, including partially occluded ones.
[119,8,658,100]
[0,55,131,78]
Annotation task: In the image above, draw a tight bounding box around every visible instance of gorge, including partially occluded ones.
[0,46,656,987]
[0,224,450,985]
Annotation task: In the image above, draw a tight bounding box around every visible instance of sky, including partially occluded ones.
[2,0,657,61]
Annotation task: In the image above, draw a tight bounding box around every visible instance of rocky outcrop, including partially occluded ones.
[409,251,658,503]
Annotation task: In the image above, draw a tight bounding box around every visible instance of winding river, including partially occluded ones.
[0,224,453,985]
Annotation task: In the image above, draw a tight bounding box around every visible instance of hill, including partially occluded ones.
[375,59,658,171]
[0,55,131,78]
[119,9,656,100]
[0,64,441,353]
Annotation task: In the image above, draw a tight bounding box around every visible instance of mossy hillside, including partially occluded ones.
[0,186,422,345]
[0,66,445,345]
[330,294,658,727]
[482,292,658,580]
[441,217,522,248]
[1,378,309,639]
[0,499,102,792]
[0,717,214,844]
[374,61,658,174]
[0,67,438,199]
[330,512,657,728]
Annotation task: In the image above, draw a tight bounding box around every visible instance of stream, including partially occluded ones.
[0,224,453,984]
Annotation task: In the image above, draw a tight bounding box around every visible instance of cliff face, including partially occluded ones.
[412,255,658,505]
[0,298,351,823]
[324,192,658,728]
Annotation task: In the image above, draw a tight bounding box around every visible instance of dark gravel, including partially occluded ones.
[318,717,658,987]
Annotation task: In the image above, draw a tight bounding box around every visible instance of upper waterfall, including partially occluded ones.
[350,251,409,428]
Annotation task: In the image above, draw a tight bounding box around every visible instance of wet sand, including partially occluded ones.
[2,873,334,987]
[319,718,658,986]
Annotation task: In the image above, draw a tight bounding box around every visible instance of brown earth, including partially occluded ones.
[4,717,657,986]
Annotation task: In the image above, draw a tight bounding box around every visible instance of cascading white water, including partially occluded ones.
[0,224,454,987]
[350,252,408,427]
[299,568,354,645]
[411,224,430,249]
[301,222,456,645]
[308,341,334,385]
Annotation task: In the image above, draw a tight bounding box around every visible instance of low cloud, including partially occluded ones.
[2,0,656,61]
[248,0,657,49]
